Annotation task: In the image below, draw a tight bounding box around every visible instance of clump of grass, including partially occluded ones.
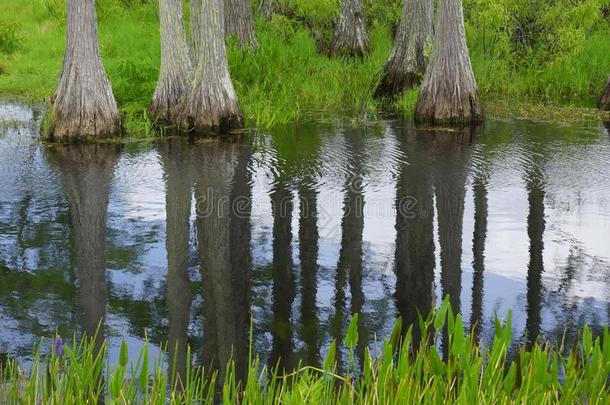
[2,299,609,404]
[0,21,21,56]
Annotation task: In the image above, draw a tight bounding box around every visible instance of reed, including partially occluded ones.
[2,299,609,404]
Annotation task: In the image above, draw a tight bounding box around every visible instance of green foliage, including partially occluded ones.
[0,22,21,55]
[465,0,610,101]
[2,301,610,403]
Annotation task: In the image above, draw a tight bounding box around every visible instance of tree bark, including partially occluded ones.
[49,0,121,141]
[599,76,610,110]
[149,0,193,126]
[415,0,482,124]
[190,0,202,61]
[375,0,433,98]
[224,0,258,49]
[330,0,370,57]
[182,0,243,134]
[259,0,277,20]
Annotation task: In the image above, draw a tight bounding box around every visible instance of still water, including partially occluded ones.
[1,101,610,374]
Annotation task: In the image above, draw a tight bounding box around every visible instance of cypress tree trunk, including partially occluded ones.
[415,0,482,124]
[224,0,258,49]
[331,0,370,57]
[600,76,610,110]
[190,0,202,61]
[259,0,277,20]
[375,0,433,98]
[182,0,243,134]
[49,0,121,141]
[149,0,192,126]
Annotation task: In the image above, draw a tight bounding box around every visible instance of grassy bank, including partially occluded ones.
[0,0,609,136]
[2,301,610,403]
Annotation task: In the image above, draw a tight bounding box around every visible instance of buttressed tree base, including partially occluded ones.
[375,0,433,98]
[148,0,192,126]
[331,0,370,57]
[181,0,243,135]
[48,0,121,141]
[415,0,482,125]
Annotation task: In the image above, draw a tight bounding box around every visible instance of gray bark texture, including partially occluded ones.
[190,0,202,61]
[149,0,193,126]
[224,0,258,49]
[375,0,433,98]
[415,0,482,124]
[182,0,243,134]
[49,0,121,141]
[259,0,277,20]
[331,0,370,57]
[600,76,610,110]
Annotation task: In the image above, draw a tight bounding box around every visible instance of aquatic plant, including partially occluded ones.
[1,299,609,404]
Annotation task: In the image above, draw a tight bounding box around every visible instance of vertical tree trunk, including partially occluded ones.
[599,76,610,110]
[149,0,192,126]
[190,0,202,61]
[224,0,258,49]
[160,139,193,389]
[48,0,121,141]
[330,0,370,57]
[259,0,277,20]
[182,0,243,134]
[375,0,433,98]
[415,0,482,124]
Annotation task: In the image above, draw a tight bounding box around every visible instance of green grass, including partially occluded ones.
[2,299,610,403]
[0,0,609,137]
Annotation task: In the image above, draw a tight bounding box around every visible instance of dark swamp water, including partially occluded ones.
[2,101,610,375]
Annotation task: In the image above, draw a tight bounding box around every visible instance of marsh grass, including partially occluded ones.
[0,0,609,137]
[2,299,610,404]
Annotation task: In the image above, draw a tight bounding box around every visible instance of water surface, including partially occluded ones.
[1,101,610,374]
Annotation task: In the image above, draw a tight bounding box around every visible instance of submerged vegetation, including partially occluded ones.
[0,0,609,135]
[2,301,610,403]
